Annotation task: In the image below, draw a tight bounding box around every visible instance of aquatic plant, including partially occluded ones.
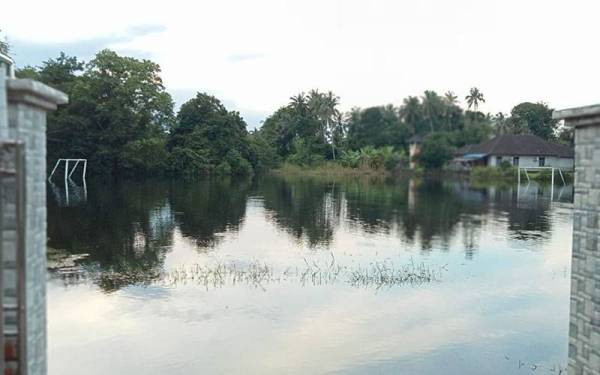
[161,255,445,290]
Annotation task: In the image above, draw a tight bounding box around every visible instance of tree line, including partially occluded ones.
[16,49,572,176]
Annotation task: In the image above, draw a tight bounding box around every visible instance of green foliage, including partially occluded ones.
[223,149,253,176]
[557,126,574,147]
[168,147,211,176]
[339,146,405,171]
[14,47,561,179]
[465,87,485,111]
[287,139,325,166]
[418,133,455,170]
[499,160,513,170]
[247,132,281,172]
[471,166,517,181]
[257,90,343,161]
[20,50,175,176]
[508,102,558,140]
[121,138,169,174]
[167,92,255,176]
[339,149,361,168]
[347,105,410,150]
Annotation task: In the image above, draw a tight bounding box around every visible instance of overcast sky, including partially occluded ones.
[2,0,599,128]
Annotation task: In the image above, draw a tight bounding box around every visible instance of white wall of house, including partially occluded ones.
[486,155,574,169]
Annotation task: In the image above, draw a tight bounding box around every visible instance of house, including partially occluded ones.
[453,134,574,170]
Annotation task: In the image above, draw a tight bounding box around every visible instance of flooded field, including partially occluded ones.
[47,176,573,374]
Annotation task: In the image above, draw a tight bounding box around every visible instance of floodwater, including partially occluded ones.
[47,176,574,374]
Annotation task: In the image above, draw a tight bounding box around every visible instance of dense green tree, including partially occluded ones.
[169,93,253,175]
[508,102,557,140]
[19,50,175,176]
[418,133,455,169]
[557,126,574,146]
[346,105,408,150]
[256,90,342,164]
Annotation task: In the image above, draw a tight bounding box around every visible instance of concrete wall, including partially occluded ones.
[1,78,67,375]
[486,154,574,169]
[553,105,600,375]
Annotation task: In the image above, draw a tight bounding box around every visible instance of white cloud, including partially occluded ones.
[3,0,600,127]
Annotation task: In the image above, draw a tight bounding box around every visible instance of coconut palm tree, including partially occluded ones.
[422,90,443,133]
[492,112,510,135]
[307,90,342,159]
[465,87,485,111]
[400,96,422,135]
[444,91,458,105]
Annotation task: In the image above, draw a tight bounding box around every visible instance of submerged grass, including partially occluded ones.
[162,255,445,290]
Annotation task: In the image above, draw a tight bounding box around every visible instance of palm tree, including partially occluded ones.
[465,87,485,111]
[400,96,422,135]
[444,91,458,105]
[289,93,308,112]
[307,90,341,159]
[492,112,509,135]
[422,90,442,132]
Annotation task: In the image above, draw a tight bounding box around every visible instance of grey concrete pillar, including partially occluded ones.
[553,105,600,375]
[5,79,67,375]
[0,59,9,139]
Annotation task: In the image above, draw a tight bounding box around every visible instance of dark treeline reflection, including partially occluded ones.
[169,178,251,248]
[47,176,571,291]
[47,181,175,291]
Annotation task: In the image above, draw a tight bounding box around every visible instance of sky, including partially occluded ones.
[2,0,599,129]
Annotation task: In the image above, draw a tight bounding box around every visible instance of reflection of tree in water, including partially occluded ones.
[169,177,250,249]
[47,176,563,291]
[259,176,342,247]
[47,180,175,292]
[343,179,483,253]
[266,176,558,257]
[488,183,554,241]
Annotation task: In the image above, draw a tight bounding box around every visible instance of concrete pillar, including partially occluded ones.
[0,58,9,139]
[553,105,600,375]
[3,79,67,375]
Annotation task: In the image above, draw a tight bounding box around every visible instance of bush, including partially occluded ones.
[214,161,232,175]
[168,146,211,176]
[339,146,405,171]
[340,150,361,168]
[499,160,513,170]
[121,137,169,175]
[418,133,455,170]
[471,166,517,181]
[287,139,325,166]
[247,134,281,172]
[223,149,253,176]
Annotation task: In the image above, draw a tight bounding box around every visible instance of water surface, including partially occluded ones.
[47,176,573,374]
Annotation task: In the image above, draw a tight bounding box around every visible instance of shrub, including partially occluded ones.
[287,139,325,166]
[223,149,253,176]
[418,133,455,170]
[215,161,232,175]
[471,166,517,181]
[121,138,169,175]
[168,146,211,176]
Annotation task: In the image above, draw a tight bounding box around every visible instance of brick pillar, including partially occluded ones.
[553,105,600,375]
[3,79,67,375]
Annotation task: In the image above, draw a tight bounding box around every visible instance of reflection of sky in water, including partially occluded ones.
[47,178,572,374]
